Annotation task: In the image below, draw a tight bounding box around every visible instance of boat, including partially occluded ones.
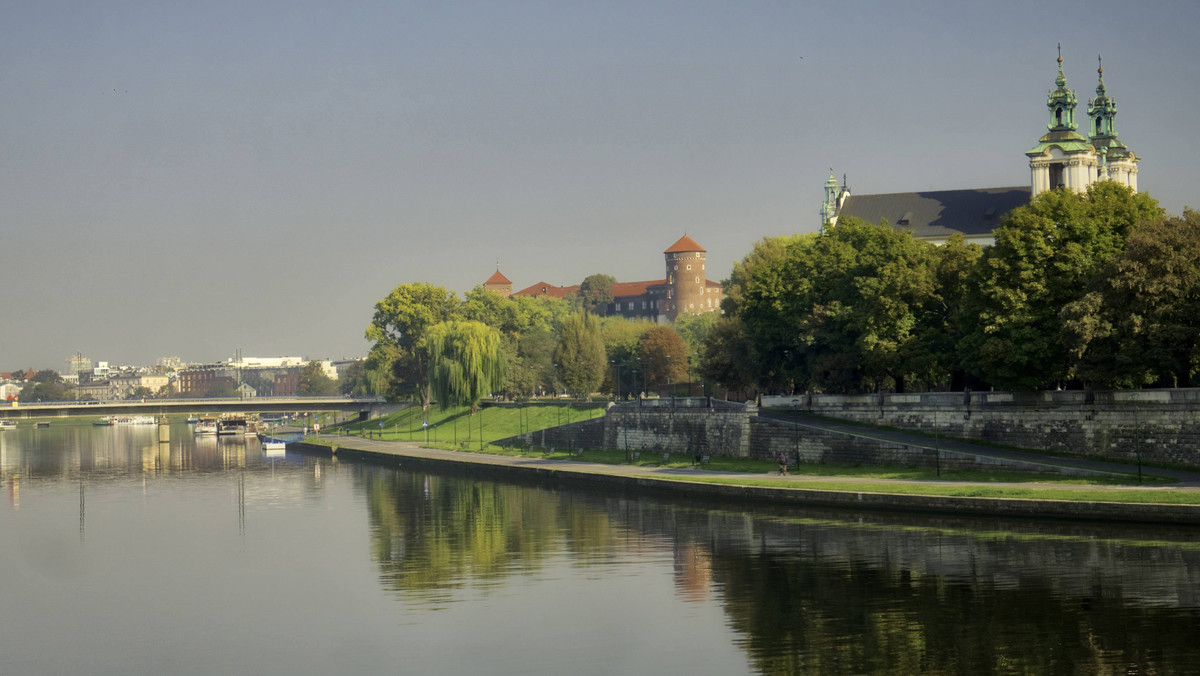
[186,416,200,425]
[263,439,287,451]
[0,419,16,430]
[36,422,50,428]
[217,417,247,435]
[194,417,218,435]
[96,415,157,426]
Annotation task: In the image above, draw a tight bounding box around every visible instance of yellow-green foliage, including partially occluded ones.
[424,320,506,409]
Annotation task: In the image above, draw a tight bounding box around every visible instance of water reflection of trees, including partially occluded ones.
[361,467,1200,673]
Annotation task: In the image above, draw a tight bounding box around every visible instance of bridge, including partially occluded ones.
[0,396,398,420]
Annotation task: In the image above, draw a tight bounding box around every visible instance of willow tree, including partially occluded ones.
[423,320,506,411]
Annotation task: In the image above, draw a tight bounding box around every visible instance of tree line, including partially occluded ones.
[364,283,716,409]
[366,183,1197,404]
[701,182,1200,394]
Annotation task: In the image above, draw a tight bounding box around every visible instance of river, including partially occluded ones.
[2,422,1198,674]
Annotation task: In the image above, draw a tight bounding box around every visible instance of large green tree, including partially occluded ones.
[299,360,338,395]
[1062,209,1200,387]
[554,313,607,398]
[960,183,1161,390]
[577,274,617,314]
[20,370,73,401]
[637,325,689,390]
[423,320,506,411]
[734,220,940,393]
[365,282,461,407]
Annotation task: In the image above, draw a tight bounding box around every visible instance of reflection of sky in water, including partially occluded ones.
[1,425,1198,674]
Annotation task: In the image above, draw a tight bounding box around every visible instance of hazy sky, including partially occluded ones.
[4,0,1198,371]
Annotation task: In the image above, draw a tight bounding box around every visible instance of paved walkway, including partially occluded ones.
[306,433,1200,495]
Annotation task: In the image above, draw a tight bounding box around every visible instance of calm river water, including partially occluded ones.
[2,423,1199,675]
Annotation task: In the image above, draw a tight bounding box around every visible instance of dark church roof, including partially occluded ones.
[838,187,1031,239]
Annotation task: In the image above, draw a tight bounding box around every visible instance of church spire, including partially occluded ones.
[1088,54,1119,142]
[1046,43,1079,131]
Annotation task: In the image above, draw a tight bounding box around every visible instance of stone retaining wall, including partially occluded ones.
[762,389,1200,468]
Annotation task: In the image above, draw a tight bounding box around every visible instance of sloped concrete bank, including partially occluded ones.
[290,440,1200,526]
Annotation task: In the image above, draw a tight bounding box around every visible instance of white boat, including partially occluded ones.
[108,415,157,426]
[263,440,287,451]
[0,419,16,430]
[194,418,218,435]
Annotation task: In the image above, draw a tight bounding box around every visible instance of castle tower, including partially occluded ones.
[1027,46,1100,196]
[1087,55,1138,191]
[662,235,708,322]
[483,267,513,297]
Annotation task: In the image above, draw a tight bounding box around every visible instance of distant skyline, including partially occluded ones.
[5,1,1198,370]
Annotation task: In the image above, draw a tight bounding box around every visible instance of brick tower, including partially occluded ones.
[662,235,708,322]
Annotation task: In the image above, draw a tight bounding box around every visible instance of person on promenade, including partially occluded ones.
[777,452,788,476]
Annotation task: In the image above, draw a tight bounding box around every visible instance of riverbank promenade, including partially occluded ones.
[294,435,1200,525]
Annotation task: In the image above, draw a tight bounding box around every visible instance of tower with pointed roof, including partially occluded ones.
[1028,46,1100,196]
[662,235,718,322]
[1087,55,1138,191]
[483,267,513,296]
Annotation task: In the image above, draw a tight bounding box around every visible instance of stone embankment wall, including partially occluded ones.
[762,389,1200,468]
[495,397,1098,475]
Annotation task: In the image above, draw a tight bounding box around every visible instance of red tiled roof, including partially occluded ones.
[485,270,512,285]
[612,279,666,298]
[664,235,705,253]
[513,282,580,299]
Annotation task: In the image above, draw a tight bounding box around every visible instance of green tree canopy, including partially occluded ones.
[423,320,506,411]
[299,361,338,395]
[637,325,689,390]
[577,274,616,314]
[1062,208,1200,387]
[365,282,461,407]
[554,313,607,398]
[960,182,1161,390]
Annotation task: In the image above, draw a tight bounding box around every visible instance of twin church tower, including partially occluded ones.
[823,48,1140,244]
[1027,47,1138,195]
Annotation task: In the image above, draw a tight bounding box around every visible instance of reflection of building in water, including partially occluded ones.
[673,541,713,602]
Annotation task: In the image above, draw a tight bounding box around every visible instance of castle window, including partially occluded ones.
[694,277,699,283]
[673,264,678,270]
[686,265,691,271]
[1055,107,1063,126]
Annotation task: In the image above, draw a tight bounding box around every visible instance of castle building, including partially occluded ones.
[488,235,723,323]
[823,49,1139,245]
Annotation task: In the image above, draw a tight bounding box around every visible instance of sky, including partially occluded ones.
[4,0,1198,372]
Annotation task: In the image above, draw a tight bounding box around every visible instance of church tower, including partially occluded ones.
[1087,56,1138,191]
[1027,47,1100,196]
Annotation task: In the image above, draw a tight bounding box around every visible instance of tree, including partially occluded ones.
[598,316,655,394]
[299,361,338,395]
[1063,209,1200,387]
[365,282,461,408]
[732,221,940,394]
[577,274,616,314]
[638,325,689,390]
[699,316,758,396]
[20,370,73,401]
[129,386,154,400]
[423,320,506,411]
[554,313,607,398]
[960,183,1161,390]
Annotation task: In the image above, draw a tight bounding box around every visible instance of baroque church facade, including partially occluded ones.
[483,235,723,323]
[822,49,1139,245]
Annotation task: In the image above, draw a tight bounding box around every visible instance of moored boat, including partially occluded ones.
[194,417,218,435]
[0,419,16,430]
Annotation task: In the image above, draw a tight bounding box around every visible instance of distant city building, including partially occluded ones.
[823,49,1140,245]
[488,235,724,323]
[67,353,92,381]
